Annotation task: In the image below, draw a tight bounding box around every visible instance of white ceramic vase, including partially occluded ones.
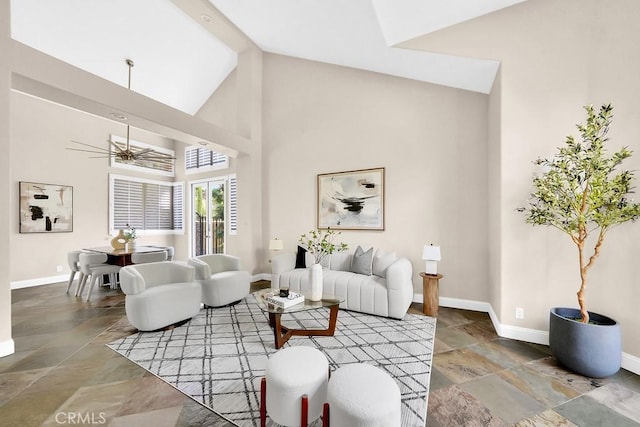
[125,239,137,252]
[308,263,323,301]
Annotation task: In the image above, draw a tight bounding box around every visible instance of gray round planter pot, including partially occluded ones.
[549,307,621,378]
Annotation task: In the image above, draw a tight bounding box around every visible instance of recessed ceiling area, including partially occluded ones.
[209,0,525,93]
[10,0,237,115]
[10,0,525,123]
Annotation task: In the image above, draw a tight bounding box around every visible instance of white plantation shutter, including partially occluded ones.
[113,179,144,230]
[172,184,183,230]
[144,184,160,229]
[229,174,237,235]
[111,175,183,232]
[185,147,229,172]
[185,148,198,169]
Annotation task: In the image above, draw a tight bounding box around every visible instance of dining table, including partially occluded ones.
[83,245,169,266]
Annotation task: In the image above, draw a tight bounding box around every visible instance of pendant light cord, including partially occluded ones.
[125,59,134,151]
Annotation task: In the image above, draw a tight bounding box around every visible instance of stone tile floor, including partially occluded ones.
[428,308,640,427]
[1,280,639,426]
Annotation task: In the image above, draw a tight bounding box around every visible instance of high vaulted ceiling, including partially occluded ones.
[10,0,524,117]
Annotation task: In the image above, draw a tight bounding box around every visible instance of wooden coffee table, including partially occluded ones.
[253,289,344,349]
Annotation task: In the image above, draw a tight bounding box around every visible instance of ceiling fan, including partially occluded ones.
[67,59,175,165]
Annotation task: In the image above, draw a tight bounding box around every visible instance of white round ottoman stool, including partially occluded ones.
[260,346,329,427]
[326,363,401,427]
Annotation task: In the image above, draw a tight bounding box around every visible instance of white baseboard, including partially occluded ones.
[622,352,640,375]
[496,323,550,346]
[13,273,273,290]
[416,294,640,376]
[439,296,494,315]
[252,273,272,282]
[11,274,68,290]
[0,338,15,358]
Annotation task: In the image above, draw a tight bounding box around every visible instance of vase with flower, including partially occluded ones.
[298,228,348,301]
[124,224,138,251]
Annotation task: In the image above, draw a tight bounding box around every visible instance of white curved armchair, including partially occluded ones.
[119,261,202,331]
[188,254,250,308]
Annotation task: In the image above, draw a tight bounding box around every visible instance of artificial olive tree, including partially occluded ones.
[519,104,640,323]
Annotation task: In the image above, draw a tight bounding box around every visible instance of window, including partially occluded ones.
[185,146,229,173]
[228,174,237,235]
[110,174,183,234]
[110,134,175,177]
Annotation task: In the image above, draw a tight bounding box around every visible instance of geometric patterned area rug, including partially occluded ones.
[107,294,436,426]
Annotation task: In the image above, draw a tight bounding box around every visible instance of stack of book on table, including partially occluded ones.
[266,291,305,308]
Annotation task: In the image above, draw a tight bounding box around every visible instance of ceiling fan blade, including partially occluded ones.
[66,147,116,155]
[135,148,154,156]
[87,155,114,159]
[141,152,176,159]
[70,140,111,153]
[107,139,126,153]
[137,155,175,162]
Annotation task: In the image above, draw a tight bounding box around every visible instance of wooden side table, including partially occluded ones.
[420,273,443,317]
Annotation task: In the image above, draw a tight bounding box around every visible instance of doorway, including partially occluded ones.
[192,180,225,256]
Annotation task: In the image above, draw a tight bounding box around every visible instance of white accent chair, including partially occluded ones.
[65,250,85,294]
[131,251,167,264]
[188,254,250,308]
[77,252,122,301]
[119,261,202,331]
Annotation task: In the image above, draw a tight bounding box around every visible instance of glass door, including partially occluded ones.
[192,180,225,256]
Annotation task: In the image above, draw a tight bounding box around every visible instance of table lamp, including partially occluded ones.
[422,244,441,275]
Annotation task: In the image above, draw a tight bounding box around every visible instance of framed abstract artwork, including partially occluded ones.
[19,181,73,233]
[317,167,385,230]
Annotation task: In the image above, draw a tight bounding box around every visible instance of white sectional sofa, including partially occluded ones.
[271,249,414,319]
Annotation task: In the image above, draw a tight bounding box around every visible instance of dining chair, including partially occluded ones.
[65,250,85,295]
[131,251,168,264]
[77,252,122,301]
[148,246,174,261]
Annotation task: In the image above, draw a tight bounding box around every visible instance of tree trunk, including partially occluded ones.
[577,240,589,323]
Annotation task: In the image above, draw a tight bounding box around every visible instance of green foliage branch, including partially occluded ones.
[124,224,137,241]
[518,104,640,323]
[299,228,349,264]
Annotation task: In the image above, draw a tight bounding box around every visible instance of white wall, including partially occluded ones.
[10,92,177,283]
[2,1,261,359]
[0,0,13,357]
[6,0,638,371]
[402,0,640,360]
[194,47,264,274]
[262,53,491,299]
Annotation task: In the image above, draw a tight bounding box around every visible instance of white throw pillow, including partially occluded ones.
[372,249,397,277]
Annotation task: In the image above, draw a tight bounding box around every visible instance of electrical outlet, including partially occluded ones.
[515,307,524,319]
[56,265,64,273]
